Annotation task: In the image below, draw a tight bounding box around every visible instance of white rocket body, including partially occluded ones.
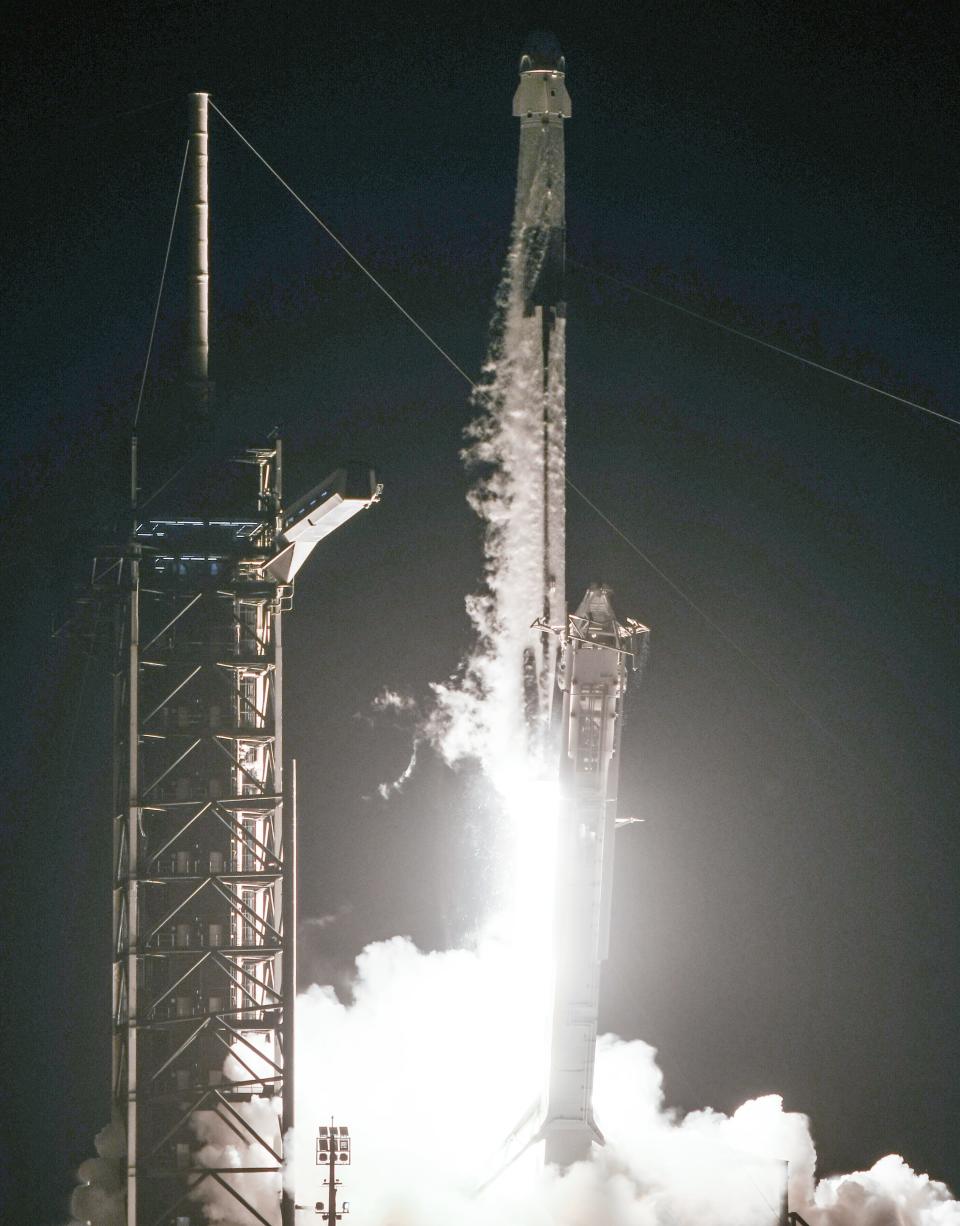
[511,51,570,753]
[489,49,648,1179]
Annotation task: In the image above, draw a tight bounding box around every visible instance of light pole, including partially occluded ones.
[314,1120,351,1223]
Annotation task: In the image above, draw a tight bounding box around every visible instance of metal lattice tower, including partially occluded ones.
[96,92,379,1226]
[101,445,296,1226]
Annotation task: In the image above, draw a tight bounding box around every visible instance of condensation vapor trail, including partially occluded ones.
[435,42,570,780]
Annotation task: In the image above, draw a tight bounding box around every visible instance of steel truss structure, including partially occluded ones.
[98,446,295,1226]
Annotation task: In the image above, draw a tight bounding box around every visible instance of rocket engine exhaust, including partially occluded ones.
[535,585,649,1168]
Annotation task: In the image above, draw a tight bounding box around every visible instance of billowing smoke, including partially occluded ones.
[809,1157,960,1224]
[289,935,959,1226]
[70,1120,126,1226]
[429,216,565,792]
[69,1058,283,1226]
[188,1101,281,1225]
[187,1043,283,1225]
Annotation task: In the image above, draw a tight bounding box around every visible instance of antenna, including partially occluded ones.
[188,91,210,416]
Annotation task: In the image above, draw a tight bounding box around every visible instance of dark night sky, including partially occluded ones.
[2,2,958,1221]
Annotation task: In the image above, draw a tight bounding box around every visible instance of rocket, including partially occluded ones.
[511,42,571,746]
[536,585,649,1168]
[513,43,570,341]
[490,45,649,1178]
[513,45,650,1169]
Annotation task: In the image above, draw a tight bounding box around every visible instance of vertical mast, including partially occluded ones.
[93,84,378,1226]
[122,507,141,1226]
[109,92,292,1226]
[188,92,210,415]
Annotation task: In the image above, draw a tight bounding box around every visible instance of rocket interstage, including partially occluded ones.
[535,585,649,1168]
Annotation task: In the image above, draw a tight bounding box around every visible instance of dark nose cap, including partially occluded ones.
[520,30,565,72]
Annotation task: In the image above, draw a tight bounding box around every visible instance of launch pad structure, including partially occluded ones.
[97,93,378,1226]
[100,445,291,1226]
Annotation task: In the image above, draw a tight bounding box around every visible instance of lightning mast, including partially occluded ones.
[100,93,378,1226]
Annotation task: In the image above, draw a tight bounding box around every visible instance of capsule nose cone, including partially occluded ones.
[520,30,565,73]
[513,31,571,118]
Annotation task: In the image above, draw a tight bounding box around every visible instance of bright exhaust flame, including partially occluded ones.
[498,772,561,985]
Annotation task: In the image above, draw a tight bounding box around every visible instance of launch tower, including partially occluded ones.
[98,94,378,1226]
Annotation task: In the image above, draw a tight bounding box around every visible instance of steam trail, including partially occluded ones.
[430,212,565,790]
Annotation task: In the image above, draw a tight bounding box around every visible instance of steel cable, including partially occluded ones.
[133,139,190,429]
[202,100,949,750]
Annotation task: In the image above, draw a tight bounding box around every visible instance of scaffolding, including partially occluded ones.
[98,445,296,1226]
[91,89,380,1226]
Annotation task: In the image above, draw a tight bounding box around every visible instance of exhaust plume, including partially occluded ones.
[287,935,958,1226]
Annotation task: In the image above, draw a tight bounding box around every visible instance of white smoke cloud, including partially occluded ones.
[808,1156,960,1226]
[429,215,565,792]
[69,1120,125,1226]
[190,1096,282,1225]
[301,905,352,931]
[186,1040,284,1225]
[370,688,418,715]
[288,933,960,1226]
[359,686,424,799]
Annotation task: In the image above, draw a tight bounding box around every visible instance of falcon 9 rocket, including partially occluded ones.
[505,44,650,1173]
[511,41,571,751]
